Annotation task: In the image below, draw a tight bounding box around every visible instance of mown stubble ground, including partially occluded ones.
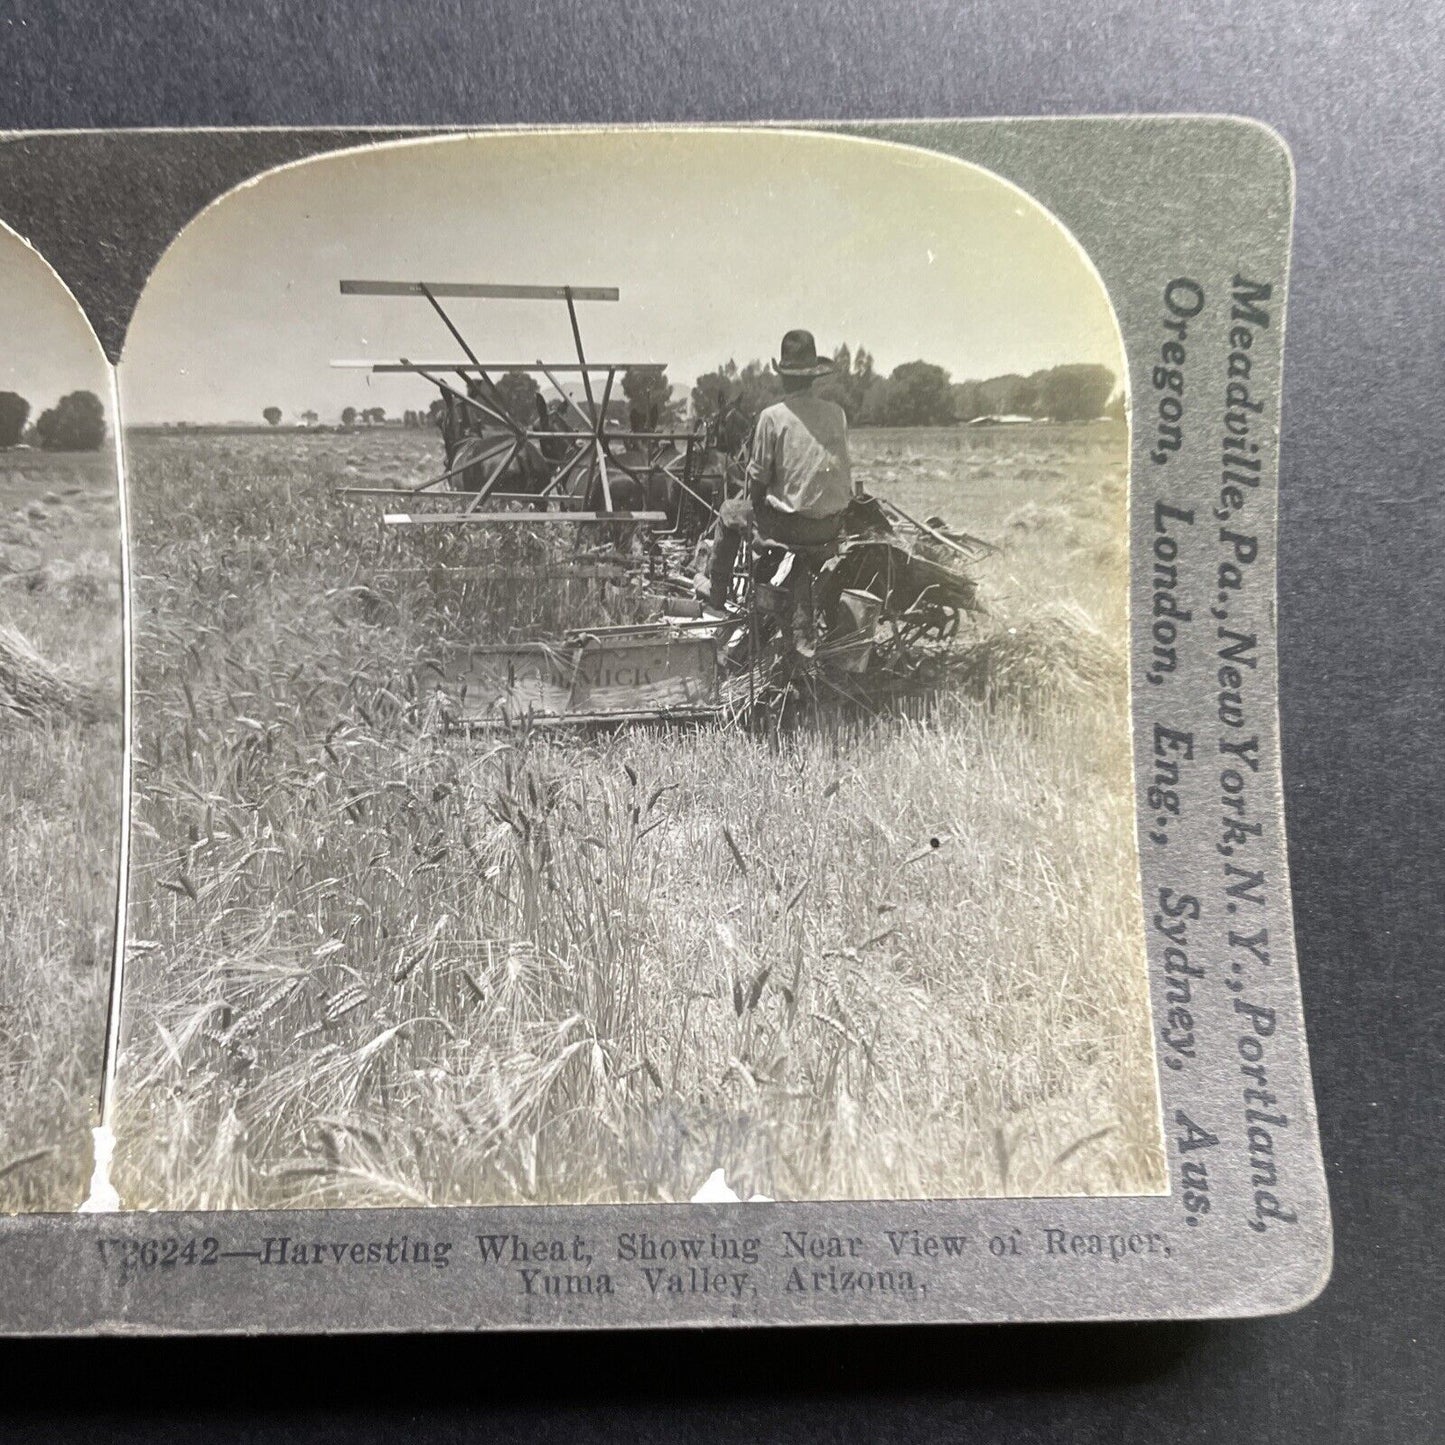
[0,448,122,1213]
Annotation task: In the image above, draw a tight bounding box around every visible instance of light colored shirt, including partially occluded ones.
[746,393,852,518]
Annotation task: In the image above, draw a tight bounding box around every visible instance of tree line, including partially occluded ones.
[249,349,1122,436]
[342,367,683,433]
[269,365,682,433]
[0,390,106,450]
[690,346,1119,427]
[0,361,1116,448]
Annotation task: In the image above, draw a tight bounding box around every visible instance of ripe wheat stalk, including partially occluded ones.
[108,424,1163,1209]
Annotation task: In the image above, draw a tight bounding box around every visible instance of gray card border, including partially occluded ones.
[0,118,1330,1333]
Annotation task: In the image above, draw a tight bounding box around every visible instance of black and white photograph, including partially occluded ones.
[107,128,1163,1212]
[0,223,123,1214]
[8,3,1445,1429]
[0,109,1343,1341]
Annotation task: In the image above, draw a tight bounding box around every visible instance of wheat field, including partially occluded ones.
[110,420,1164,1209]
[0,449,123,1213]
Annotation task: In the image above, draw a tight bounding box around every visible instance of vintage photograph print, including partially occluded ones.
[0,118,1331,1333]
[0,224,123,1214]
[110,129,1163,1212]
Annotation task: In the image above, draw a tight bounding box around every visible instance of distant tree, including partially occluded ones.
[737,361,782,419]
[365,407,387,425]
[300,409,319,428]
[787,346,875,422]
[691,358,781,426]
[812,344,856,418]
[953,366,1120,422]
[1104,391,1126,422]
[950,381,982,422]
[340,406,357,428]
[858,377,897,427]
[975,373,1036,417]
[696,359,780,424]
[622,366,680,430]
[812,373,854,416]
[690,361,739,421]
[35,390,105,451]
[0,391,29,448]
[884,361,954,427]
[852,347,876,397]
[1034,364,1116,421]
[263,406,282,427]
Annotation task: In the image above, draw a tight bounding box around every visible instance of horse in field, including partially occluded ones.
[437,384,558,500]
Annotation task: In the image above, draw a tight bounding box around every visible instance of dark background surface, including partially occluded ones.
[1,1,1441,1440]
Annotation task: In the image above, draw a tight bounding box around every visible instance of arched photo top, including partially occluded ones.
[0,221,113,431]
[119,127,1126,428]
[110,125,1160,1215]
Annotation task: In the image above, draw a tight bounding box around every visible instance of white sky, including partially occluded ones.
[117,129,1124,426]
[0,226,110,422]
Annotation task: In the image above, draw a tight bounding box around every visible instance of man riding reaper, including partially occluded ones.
[707,329,861,654]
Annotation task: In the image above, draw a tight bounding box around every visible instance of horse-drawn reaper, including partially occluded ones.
[332,280,993,728]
